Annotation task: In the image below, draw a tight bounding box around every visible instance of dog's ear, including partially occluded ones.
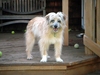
[45,12,56,21]
[57,12,67,21]
[45,14,49,21]
[63,14,67,21]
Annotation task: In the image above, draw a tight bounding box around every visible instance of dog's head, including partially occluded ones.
[45,12,67,32]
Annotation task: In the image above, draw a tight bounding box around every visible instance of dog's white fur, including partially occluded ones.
[25,12,67,62]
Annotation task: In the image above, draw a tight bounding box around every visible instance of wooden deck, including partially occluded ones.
[86,71,100,75]
[0,32,100,75]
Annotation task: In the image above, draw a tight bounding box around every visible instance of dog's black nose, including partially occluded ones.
[54,25,57,28]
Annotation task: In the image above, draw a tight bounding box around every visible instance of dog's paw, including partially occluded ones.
[40,55,47,62]
[56,57,63,62]
[27,55,33,60]
[40,58,47,62]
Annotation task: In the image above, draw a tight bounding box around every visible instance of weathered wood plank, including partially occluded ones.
[30,0,33,11]
[62,0,69,46]
[0,58,100,75]
[0,20,29,27]
[86,71,100,75]
[14,0,17,11]
[84,35,100,57]
[16,0,19,12]
[24,0,27,12]
[22,0,25,12]
[96,0,100,45]
[0,0,2,14]
[43,0,46,16]
[67,62,100,75]
[0,71,66,75]
[0,66,67,71]
[84,0,95,55]
[27,0,30,12]
[0,33,100,75]
[0,15,39,20]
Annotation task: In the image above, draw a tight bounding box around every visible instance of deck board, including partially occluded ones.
[0,33,98,66]
[86,71,100,75]
[0,33,100,75]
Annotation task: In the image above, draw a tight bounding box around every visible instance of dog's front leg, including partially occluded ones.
[39,39,49,62]
[55,41,63,62]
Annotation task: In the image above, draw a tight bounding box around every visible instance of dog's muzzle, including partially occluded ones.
[54,25,57,29]
[53,25,59,32]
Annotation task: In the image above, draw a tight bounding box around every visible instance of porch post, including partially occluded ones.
[84,0,95,55]
[62,0,69,46]
[96,0,100,45]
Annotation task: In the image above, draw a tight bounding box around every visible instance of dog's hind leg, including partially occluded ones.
[39,39,49,62]
[25,32,35,60]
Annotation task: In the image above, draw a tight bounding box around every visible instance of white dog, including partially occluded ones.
[25,12,67,62]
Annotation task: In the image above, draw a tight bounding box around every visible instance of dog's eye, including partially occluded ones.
[58,20,61,23]
[50,20,54,23]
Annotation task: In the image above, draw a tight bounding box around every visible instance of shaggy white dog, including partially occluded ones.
[25,12,67,62]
